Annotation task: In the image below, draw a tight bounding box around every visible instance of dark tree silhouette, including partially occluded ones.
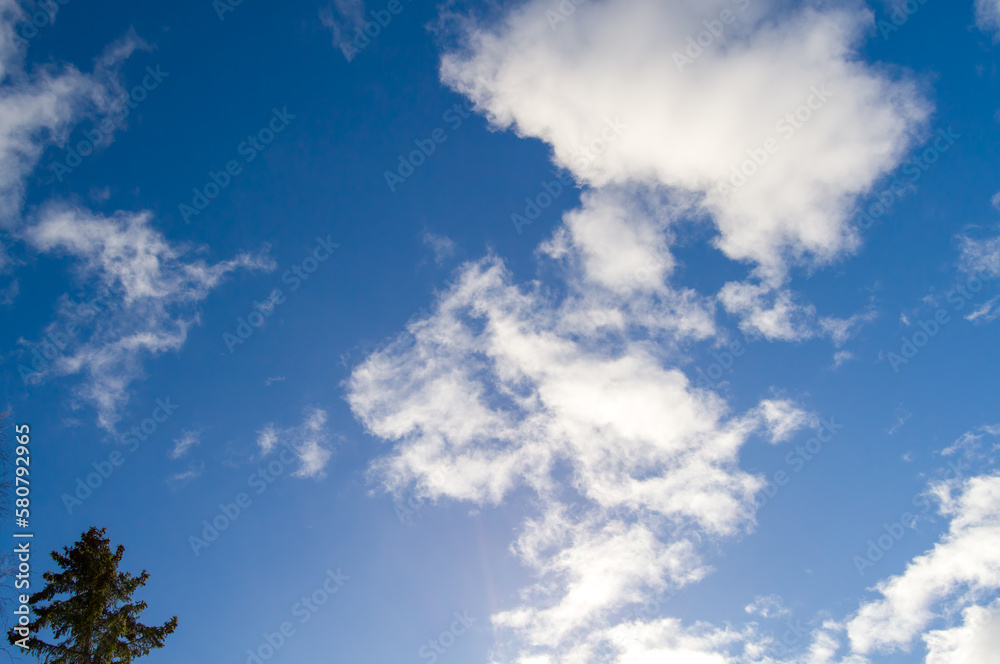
[8,527,177,664]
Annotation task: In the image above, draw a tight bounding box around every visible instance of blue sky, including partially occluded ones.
[2,0,1000,662]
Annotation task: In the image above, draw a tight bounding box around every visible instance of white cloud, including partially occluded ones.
[168,463,204,484]
[717,280,877,345]
[0,2,145,221]
[758,400,811,444]
[256,425,278,455]
[20,205,273,431]
[831,350,854,370]
[0,5,267,433]
[888,406,913,435]
[540,188,676,296]
[441,0,930,281]
[24,206,261,304]
[421,229,457,266]
[923,600,1000,664]
[539,189,716,341]
[966,296,1000,323]
[846,472,1000,655]
[820,306,879,347]
[344,1,937,660]
[495,521,711,647]
[348,252,815,659]
[745,594,792,619]
[319,0,367,53]
[976,0,1000,38]
[599,618,744,664]
[171,430,201,459]
[526,463,1000,664]
[941,424,1000,459]
[256,408,333,479]
[0,277,17,305]
[718,281,817,342]
[959,230,1000,278]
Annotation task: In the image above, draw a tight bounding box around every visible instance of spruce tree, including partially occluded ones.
[8,527,177,663]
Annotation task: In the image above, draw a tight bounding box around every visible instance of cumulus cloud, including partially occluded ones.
[342,1,941,661]
[717,280,876,344]
[923,600,1000,664]
[19,205,273,431]
[718,281,818,342]
[441,0,930,281]
[846,472,1000,655]
[348,253,816,658]
[256,408,334,479]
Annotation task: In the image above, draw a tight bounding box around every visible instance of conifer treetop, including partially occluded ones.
[9,527,177,664]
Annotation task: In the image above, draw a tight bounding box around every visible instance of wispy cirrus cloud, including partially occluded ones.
[20,205,273,431]
[319,0,367,52]
[976,0,1000,39]
[420,229,456,267]
[0,2,262,434]
[171,430,201,459]
[0,1,147,223]
[959,228,1000,278]
[0,1,148,306]
[168,463,204,485]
